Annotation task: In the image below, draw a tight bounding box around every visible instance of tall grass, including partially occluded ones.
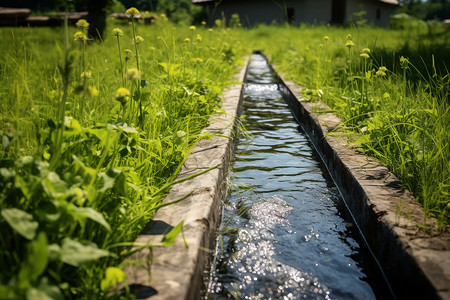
[0,14,244,298]
[246,25,449,228]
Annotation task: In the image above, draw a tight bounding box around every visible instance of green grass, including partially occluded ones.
[0,16,244,299]
[1,14,449,299]
[245,24,449,228]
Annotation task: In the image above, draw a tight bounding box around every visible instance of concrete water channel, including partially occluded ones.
[124,54,450,300]
[205,54,390,299]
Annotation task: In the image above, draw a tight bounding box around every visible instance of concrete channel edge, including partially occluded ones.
[122,60,247,300]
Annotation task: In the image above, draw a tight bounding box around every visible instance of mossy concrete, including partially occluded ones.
[122,61,247,300]
[278,75,450,300]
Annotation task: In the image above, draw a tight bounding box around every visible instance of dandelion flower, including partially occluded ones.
[347,34,352,40]
[196,34,202,42]
[376,66,388,77]
[323,36,329,41]
[76,19,89,29]
[208,28,213,32]
[81,71,92,79]
[74,31,87,42]
[201,21,206,26]
[362,48,370,53]
[360,53,370,59]
[124,49,132,55]
[89,87,99,97]
[184,38,191,43]
[126,68,141,81]
[160,13,168,21]
[189,25,196,30]
[345,40,354,48]
[126,7,140,17]
[112,28,123,37]
[115,87,130,105]
[134,36,144,44]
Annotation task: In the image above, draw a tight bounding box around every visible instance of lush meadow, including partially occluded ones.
[0,14,244,298]
[0,10,449,299]
[247,25,449,227]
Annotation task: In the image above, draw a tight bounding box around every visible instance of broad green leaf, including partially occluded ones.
[0,285,17,299]
[18,233,48,289]
[41,172,68,198]
[97,171,115,193]
[60,238,112,267]
[1,208,38,240]
[0,167,15,178]
[36,202,60,223]
[64,116,82,132]
[27,232,48,280]
[161,221,184,247]
[100,267,128,292]
[117,123,138,134]
[73,207,111,232]
[48,244,61,262]
[26,277,63,300]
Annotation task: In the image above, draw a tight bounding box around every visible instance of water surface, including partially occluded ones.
[206,54,377,300]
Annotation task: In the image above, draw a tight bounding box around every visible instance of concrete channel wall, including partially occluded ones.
[124,56,449,299]
[277,76,450,299]
[123,61,248,300]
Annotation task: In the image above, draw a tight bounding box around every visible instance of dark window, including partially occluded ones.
[332,0,346,25]
[376,8,381,20]
[287,7,295,24]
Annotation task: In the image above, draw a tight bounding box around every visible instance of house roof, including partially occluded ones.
[193,0,399,5]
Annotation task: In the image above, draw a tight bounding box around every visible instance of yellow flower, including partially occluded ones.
[189,25,196,30]
[76,19,89,29]
[112,28,123,37]
[195,34,202,42]
[115,88,130,105]
[201,21,206,26]
[184,38,191,43]
[360,53,370,59]
[134,36,144,44]
[89,87,99,97]
[376,66,388,77]
[362,48,370,53]
[347,34,352,40]
[74,31,87,42]
[323,36,329,41]
[376,70,386,77]
[81,71,92,79]
[345,40,354,48]
[126,7,140,17]
[126,68,141,81]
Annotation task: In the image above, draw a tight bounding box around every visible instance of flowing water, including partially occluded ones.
[205,54,386,299]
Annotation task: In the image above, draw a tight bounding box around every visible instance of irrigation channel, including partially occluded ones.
[204,54,394,300]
